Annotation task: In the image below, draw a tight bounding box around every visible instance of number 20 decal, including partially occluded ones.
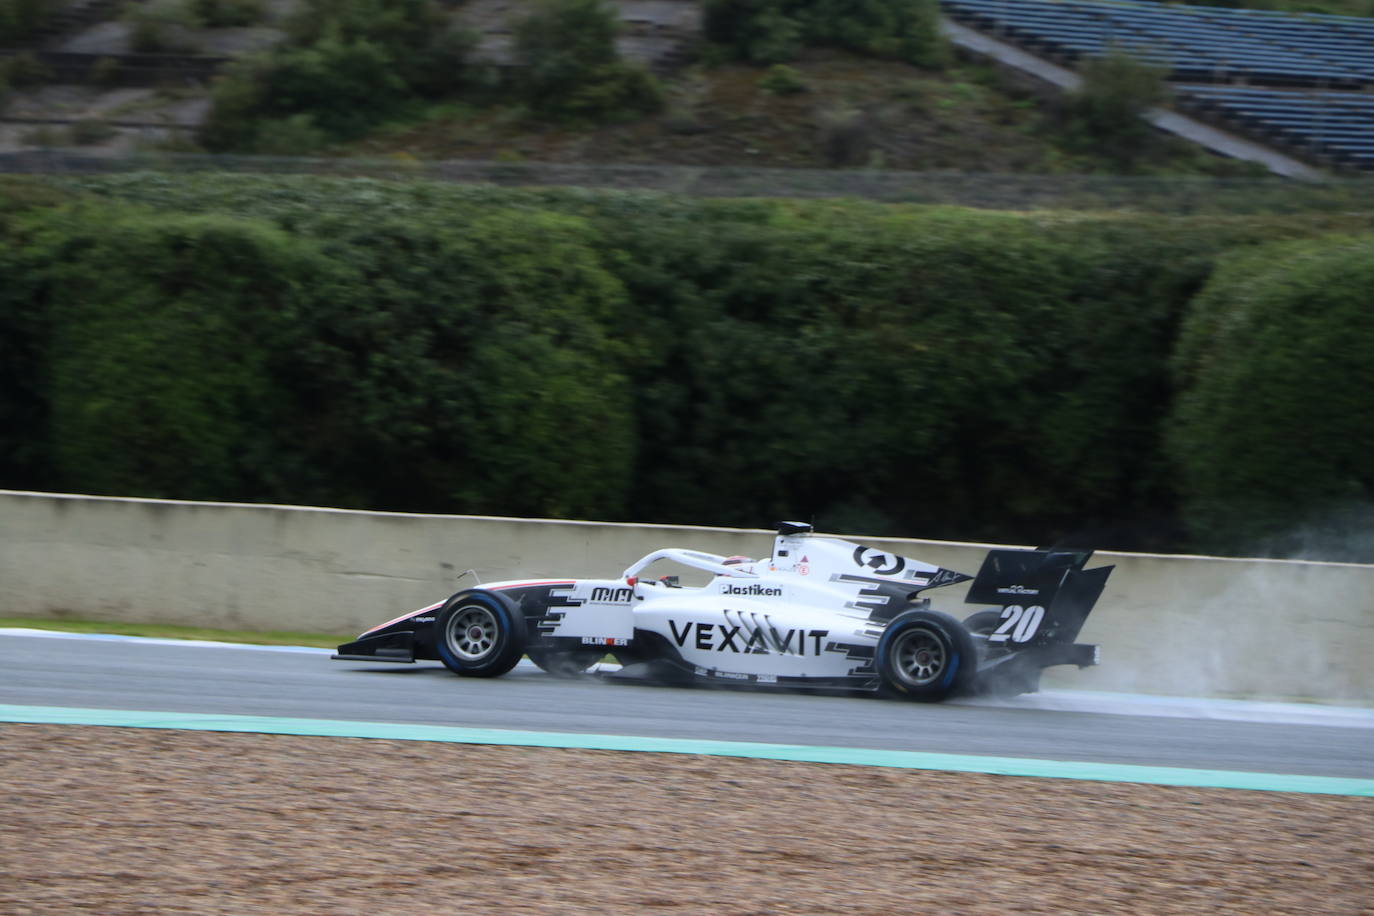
[989,604,1045,644]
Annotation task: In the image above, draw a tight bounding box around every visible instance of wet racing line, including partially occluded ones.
[1,629,1371,796]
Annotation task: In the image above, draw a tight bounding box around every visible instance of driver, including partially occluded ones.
[718,555,754,573]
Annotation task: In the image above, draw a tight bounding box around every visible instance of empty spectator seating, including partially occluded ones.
[941,0,1374,86]
[941,0,1374,170]
[1176,84,1374,169]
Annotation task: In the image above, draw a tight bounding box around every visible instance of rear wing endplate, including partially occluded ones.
[965,548,1113,647]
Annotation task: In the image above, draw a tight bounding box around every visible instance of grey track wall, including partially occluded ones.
[3,490,1371,702]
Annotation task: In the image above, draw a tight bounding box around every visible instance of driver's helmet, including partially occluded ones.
[718,555,753,574]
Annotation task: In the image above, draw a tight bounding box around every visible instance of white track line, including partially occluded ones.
[0,627,332,654]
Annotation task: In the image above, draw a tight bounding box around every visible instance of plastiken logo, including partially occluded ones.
[997,584,1040,596]
[722,584,782,597]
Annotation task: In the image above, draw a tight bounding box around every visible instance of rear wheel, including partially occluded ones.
[527,645,604,677]
[876,609,976,702]
[435,591,527,678]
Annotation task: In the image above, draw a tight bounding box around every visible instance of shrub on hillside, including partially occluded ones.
[204,37,408,148]
[0,0,55,43]
[1167,236,1374,559]
[703,0,803,63]
[1,51,53,88]
[704,0,947,67]
[1058,46,1171,169]
[800,0,947,65]
[512,0,663,121]
[285,0,471,91]
[200,0,474,151]
[758,63,808,94]
[124,0,203,54]
[192,0,265,27]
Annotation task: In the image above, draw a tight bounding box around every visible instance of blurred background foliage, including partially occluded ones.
[1,172,1371,561]
[703,0,948,67]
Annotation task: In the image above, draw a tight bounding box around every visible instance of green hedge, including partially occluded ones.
[36,211,318,501]
[5,173,1373,557]
[3,185,636,518]
[1167,235,1374,558]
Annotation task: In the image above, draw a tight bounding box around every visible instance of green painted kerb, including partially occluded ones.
[2,704,1371,797]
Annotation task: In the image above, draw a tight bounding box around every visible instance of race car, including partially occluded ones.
[333,522,1112,701]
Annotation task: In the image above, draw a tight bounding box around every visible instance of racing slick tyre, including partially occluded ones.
[876,609,977,702]
[527,646,604,677]
[435,591,528,678]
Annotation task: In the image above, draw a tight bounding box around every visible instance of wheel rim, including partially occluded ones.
[445,604,499,662]
[891,627,947,686]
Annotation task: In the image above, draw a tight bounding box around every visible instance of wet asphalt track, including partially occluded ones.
[2,632,1371,779]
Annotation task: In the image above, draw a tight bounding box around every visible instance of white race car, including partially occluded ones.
[334,522,1112,701]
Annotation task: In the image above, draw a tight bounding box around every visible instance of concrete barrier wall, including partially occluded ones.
[3,490,1371,702]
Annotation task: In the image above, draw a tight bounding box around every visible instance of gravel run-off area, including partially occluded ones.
[2,724,1371,915]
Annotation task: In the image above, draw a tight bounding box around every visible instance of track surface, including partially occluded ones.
[3,633,1371,779]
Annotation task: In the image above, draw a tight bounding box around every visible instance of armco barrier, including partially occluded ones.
[2,490,1370,702]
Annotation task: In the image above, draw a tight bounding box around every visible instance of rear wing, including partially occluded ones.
[965,548,1112,647]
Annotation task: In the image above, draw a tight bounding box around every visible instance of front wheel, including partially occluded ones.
[876,610,976,702]
[434,591,527,678]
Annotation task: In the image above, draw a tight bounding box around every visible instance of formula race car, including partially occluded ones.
[334,522,1113,701]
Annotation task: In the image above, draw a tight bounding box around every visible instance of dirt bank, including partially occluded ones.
[2,724,1370,914]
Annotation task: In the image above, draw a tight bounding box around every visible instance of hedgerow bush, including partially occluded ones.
[270,208,637,517]
[8,172,1374,554]
[6,191,637,519]
[0,180,76,492]
[578,203,1213,544]
[27,210,328,501]
[1167,236,1374,559]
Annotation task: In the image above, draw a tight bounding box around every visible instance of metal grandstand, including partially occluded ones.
[940,0,1374,171]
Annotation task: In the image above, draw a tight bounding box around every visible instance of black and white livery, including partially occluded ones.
[334,522,1113,701]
